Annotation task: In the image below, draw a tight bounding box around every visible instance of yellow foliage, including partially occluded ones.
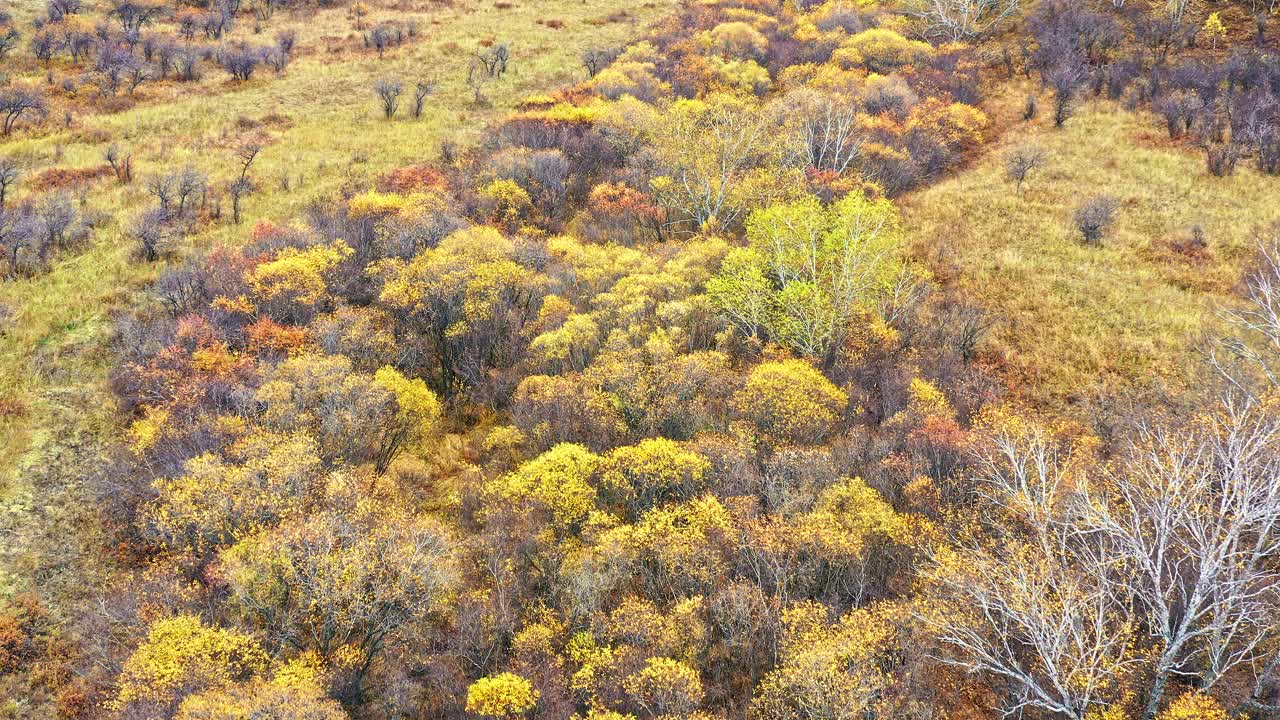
[147,431,323,554]
[465,672,540,718]
[600,438,710,514]
[176,653,344,720]
[374,365,443,445]
[1158,692,1228,720]
[480,179,533,225]
[704,21,769,59]
[112,615,269,712]
[905,98,988,152]
[128,405,170,455]
[1203,12,1226,47]
[485,443,602,530]
[248,242,354,307]
[710,57,772,96]
[753,603,894,720]
[622,656,704,717]
[799,476,908,557]
[631,494,734,591]
[733,359,848,445]
[832,28,931,73]
[531,313,602,371]
[347,190,409,219]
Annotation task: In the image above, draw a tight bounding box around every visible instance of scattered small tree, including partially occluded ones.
[230,178,252,224]
[374,79,402,119]
[1073,194,1118,245]
[1004,144,1046,196]
[474,43,510,78]
[1203,12,1226,49]
[276,29,296,55]
[411,81,434,118]
[0,157,19,209]
[219,44,264,82]
[466,58,490,105]
[105,144,133,184]
[1203,140,1241,177]
[581,46,619,78]
[0,89,49,136]
[130,207,172,261]
[1048,61,1087,127]
[0,27,20,60]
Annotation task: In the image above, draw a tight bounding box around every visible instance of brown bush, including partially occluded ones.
[27,164,112,192]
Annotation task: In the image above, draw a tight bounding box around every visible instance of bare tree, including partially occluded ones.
[919,414,1135,720]
[1079,399,1280,720]
[920,540,1136,720]
[783,87,865,174]
[130,207,171,261]
[465,58,490,105]
[906,0,1022,41]
[218,44,265,81]
[0,27,20,59]
[1213,226,1280,395]
[275,29,296,55]
[374,79,402,119]
[229,142,261,225]
[0,158,19,209]
[230,178,252,225]
[236,141,262,184]
[1048,60,1087,128]
[1005,144,1047,196]
[48,0,82,22]
[473,43,510,78]
[147,165,207,220]
[105,144,133,184]
[411,81,434,119]
[581,47,619,78]
[176,49,203,82]
[108,0,160,32]
[0,89,49,136]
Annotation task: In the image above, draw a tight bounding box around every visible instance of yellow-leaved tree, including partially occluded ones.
[709,192,909,361]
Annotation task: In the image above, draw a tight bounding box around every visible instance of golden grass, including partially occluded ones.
[901,90,1280,413]
[0,0,674,494]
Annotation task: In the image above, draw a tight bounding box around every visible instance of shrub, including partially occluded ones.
[1047,61,1087,127]
[0,157,18,208]
[465,672,539,718]
[218,43,264,81]
[733,359,848,445]
[411,81,435,118]
[1153,91,1199,139]
[622,657,703,717]
[1073,194,1118,245]
[833,29,931,73]
[581,46,620,78]
[1204,142,1241,177]
[706,21,768,60]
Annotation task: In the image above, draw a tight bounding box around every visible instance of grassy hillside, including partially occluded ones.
[0,0,672,504]
[901,91,1279,414]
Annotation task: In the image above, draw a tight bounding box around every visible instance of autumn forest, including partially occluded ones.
[1,0,1280,718]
